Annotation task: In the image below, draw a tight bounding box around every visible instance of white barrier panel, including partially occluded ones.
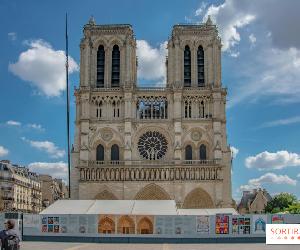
[13,213,300,239]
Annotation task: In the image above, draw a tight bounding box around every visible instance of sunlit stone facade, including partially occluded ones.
[71,17,233,208]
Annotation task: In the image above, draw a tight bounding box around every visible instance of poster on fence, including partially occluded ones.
[155,216,174,235]
[196,215,209,234]
[41,215,97,235]
[215,214,229,234]
[252,215,267,234]
[173,216,194,235]
[271,214,285,224]
[232,216,251,235]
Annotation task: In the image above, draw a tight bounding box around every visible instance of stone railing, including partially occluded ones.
[79,161,223,182]
[80,159,219,167]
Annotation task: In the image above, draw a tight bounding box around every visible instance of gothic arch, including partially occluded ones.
[134,184,171,200]
[94,190,118,200]
[182,187,214,208]
[98,216,115,234]
[117,215,135,234]
[137,217,153,234]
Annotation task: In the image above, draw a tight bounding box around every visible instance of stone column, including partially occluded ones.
[124,92,133,160]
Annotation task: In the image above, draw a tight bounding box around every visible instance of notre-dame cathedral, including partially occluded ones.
[71,17,233,209]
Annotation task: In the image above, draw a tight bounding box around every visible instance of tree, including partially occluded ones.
[264,192,298,213]
[284,203,300,214]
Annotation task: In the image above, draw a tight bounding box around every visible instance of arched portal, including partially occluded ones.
[94,190,118,200]
[98,216,115,234]
[137,217,153,234]
[117,215,135,234]
[134,184,171,200]
[182,187,214,208]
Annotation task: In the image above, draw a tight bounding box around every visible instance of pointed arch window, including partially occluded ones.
[200,144,207,160]
[185,145,193,160]
[96,144,104,161]
[111,45,120,87]
[197,46,205,87]
[184,45,191,87]
[97,45,105,88]
[111,144,120,161]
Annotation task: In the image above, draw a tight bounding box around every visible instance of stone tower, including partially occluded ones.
[71,17,233,208]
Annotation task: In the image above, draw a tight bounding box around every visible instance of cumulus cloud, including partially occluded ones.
[0,146,9,157]
[136,40,167,86]
[9,39,78,97]
[245,151,300,170]
[230,146,239,159]
[201,1,256,51]
[200,0,300,51]
[195,0,300,107]
[21,137,65,159]
[240,172,297,191]
[6,120,21,126]
[259,116,300,128]
[28,162,67,180]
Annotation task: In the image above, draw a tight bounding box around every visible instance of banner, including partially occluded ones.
[196,215,210,234]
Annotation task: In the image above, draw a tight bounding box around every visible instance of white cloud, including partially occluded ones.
[240,172,297,191]
[9,39,78,97]
[196,0,300,107]
[259,116,300,128]
[201,1,256,51]
[0,146,9,157]
[228,46,300,107]
[136,40,167,86]
[28,162,67,180]
[195,2,208,17]
[245,151,300,170]
[8,32,17,41]
[6,120,21,126]
[249,33,256,44]
[21,137,65,159]
[27,123,45,131]
[230,146,239,159]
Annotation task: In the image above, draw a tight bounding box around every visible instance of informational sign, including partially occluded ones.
[155,216,174,235]
[40,215,97,235]
[232,216,251,234]
[196,215,210,234]
[252,215,267,234]
[215,214,229,234]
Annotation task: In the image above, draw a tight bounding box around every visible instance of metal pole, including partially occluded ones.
[65,13,71,199]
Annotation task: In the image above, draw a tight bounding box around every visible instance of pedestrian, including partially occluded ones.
[0,219,21,250]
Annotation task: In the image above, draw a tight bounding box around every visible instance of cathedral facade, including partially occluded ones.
[71,17,233,208]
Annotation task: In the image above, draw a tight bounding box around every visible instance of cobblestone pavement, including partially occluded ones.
[20,242,300,250]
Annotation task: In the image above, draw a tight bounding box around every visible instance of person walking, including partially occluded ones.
[0,220,21,250]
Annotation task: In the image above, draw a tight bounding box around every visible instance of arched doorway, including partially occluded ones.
[94,190,117,200]
[98,216,115,234]
[182,187,214,208]
[137,217,153,234]
[134,184,171,200]
[117,215,135,234]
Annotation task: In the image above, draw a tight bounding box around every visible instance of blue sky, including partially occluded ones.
[1,0,300,201]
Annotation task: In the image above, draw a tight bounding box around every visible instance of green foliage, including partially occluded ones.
[264,192,298,213]
[284,203,300,214]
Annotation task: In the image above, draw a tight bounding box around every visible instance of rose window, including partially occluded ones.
[138,131,168,160]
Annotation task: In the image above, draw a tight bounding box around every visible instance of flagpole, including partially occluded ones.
[65,13,71,199]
